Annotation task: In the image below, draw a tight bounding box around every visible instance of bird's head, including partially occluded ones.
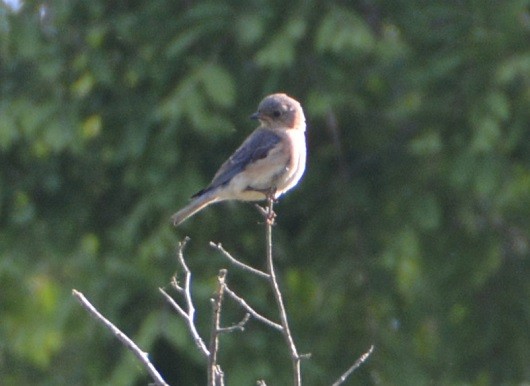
[250,93,305,130]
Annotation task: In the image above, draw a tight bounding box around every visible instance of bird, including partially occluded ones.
[171,93,306,226]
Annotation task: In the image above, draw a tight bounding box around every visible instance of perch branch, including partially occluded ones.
[262,193,302,386]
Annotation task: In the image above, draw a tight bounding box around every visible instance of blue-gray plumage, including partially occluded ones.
[194,128,282,197]
[171,93,306,226]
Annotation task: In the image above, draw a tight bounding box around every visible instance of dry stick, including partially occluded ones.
[263,194,302,386]
[224,285,283,331]
[331,345,375,386]
[210,242,270,279]
[159,287,210,357]
[218,313,251,333]
[159,238,210,357]
[72,290,169,386]
[208,269,228,386]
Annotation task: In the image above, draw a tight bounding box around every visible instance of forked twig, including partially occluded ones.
[159,237,210,357]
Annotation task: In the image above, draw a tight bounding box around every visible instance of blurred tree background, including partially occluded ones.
[1,0,530,385]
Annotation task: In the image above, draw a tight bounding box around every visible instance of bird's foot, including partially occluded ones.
[254,187,277,225]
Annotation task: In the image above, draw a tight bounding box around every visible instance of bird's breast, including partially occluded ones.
[275,129,306,196]
[220,127,306,201]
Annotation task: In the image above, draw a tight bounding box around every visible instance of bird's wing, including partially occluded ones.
[192,128,281,197]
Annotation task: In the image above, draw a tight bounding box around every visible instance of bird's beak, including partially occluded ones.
[250,112,261,120]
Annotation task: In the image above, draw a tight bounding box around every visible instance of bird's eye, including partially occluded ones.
[273,110,281,118]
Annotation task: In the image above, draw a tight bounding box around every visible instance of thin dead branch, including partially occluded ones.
[72,289,169,386]
[159,238,210,357]
[208,269,227,386]
[224,284,282,331]
[331,345,375,386]
[262,194,302,386]
[209,241,270,279]
[218,313,251,333]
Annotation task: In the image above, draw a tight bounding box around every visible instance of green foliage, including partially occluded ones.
[1,0,530,385]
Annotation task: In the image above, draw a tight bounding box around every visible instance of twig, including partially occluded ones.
[262,194,302,386]
[331,345,375,386]
[218,313,250,333]
[159,288,210,357]
[72,289,169,386]
[159,238,210,357]
[209,242,270,279]
[208,269,227,386]
[224,284,282,331]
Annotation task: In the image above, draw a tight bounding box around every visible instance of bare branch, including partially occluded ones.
[170,276,184,293]
[209,242,270,279]
[72,289,169,386]
[224,284,282,331]
[176,236,191,271]
[331,345,375,386]
[254,203,269,218]
[159,287,210,357]
[159,287,187,319]
[218,313,250,334]
[208,269,227,386]
[262,194,302,386]
[159,239,210,358]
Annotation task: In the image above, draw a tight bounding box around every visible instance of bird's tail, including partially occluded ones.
[171,191,219,226]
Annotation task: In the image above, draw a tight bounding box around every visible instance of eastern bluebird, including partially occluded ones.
[171,93,306,226]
